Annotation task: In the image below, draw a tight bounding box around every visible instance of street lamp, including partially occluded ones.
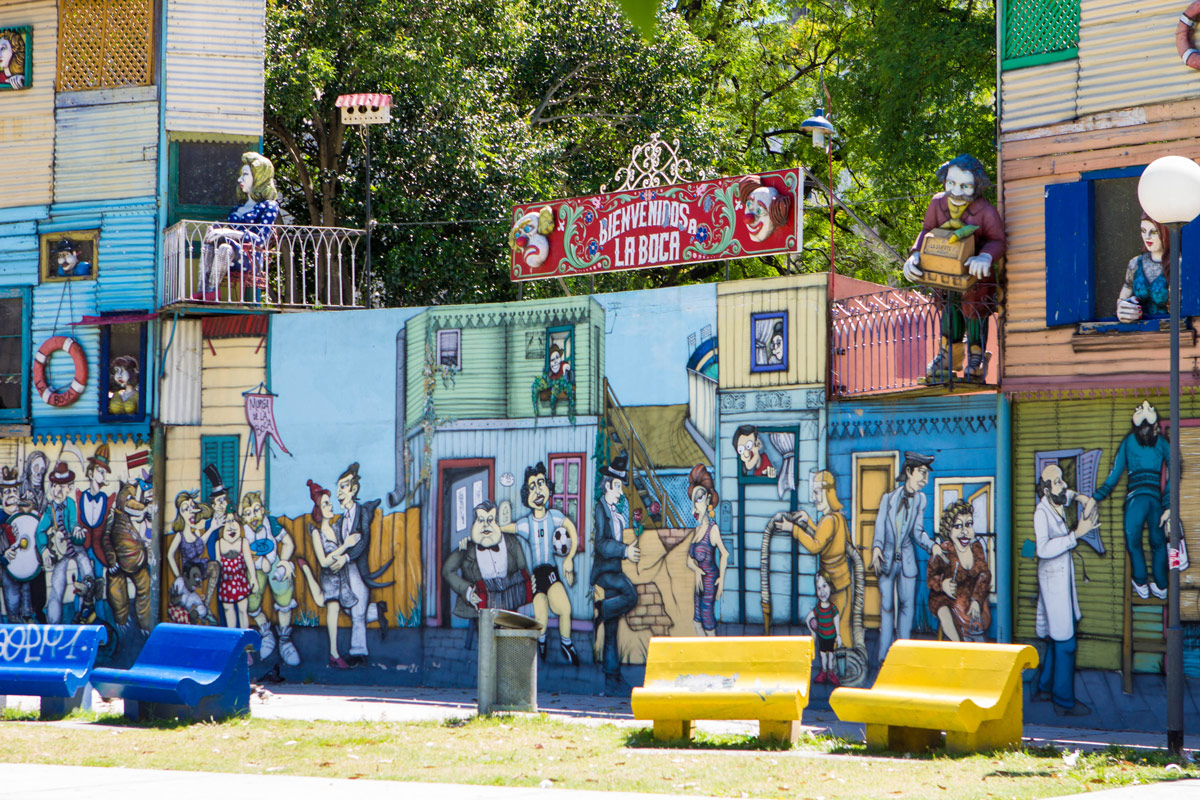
[801,70,837,273]
[1136,154,1200,757]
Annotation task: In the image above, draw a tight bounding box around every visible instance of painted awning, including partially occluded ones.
[71,312,158,326]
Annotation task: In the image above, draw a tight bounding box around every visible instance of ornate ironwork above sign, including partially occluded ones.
[601,132,709,193]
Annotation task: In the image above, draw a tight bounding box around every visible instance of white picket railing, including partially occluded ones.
[162,220,365,309]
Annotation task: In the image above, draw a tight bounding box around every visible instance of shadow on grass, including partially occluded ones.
[623,727,861,753]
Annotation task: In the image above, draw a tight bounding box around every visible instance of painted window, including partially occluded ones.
[200,435,240,504]
[0,288,30,423]
[549,452,586,551]
[733,425,797,486]
[57,0,154,92]
[544,325,575,383]
[1002,0,1079,71]
[1045,167,1200,329]
[99,317,147,422]
[168,140,255,225]
[749,311,787,373]
[437,329,461,370]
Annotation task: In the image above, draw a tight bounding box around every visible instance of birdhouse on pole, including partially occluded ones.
[335,93,392,125]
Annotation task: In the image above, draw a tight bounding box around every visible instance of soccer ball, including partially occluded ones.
[552,526,571,556]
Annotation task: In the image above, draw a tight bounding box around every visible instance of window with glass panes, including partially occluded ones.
[0,289,29,421]
[549,452,585,550]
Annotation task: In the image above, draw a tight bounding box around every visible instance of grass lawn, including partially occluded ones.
[0,710,1195,799]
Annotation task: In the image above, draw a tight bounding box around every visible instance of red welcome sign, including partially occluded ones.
[508,169,801,282]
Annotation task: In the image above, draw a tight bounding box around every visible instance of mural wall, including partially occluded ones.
[1012,393,1200,713]
[0,435,156,665]
[826,393,1000,677]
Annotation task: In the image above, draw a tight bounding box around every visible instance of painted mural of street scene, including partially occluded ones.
[1,439,156,664]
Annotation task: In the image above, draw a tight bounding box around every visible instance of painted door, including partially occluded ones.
[853,453,897,629]
[439,466,491,627]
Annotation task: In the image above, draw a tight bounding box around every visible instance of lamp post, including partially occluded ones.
[801,73,836,274]
[1136,155,1200,757]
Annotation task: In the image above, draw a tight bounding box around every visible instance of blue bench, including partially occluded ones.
[0,624,109,717]
[90,624,261,722]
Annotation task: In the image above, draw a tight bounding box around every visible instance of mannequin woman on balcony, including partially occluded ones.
[1116,213,1169,323]
[199,152,281,300]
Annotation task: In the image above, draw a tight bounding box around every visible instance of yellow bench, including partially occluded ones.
[631,636,814,743]
[829,640,1038,754]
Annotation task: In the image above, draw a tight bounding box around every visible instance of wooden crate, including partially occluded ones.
[916,229,978,292]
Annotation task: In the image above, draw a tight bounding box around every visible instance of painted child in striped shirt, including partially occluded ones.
[806,571,842,686]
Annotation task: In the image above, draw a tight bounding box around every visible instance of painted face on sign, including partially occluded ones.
[944,165,977,208]
[525,471,551,511]
[744,186,780,242]
[2,486,18,513]
[56,248,79,273]
[470,504,502,548]
[0,38,12,72]
[948,511,976,551]
[510,207,554,269]
[735,432,764,473]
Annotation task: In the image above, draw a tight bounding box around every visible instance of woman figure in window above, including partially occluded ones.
[108,355,139,416]
[200,152,281,298]
[1116,214,1169,323]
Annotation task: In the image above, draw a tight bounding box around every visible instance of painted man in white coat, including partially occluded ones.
[1033,464,1098,717]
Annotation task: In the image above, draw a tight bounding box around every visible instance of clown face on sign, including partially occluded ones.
[509,206,555,269]
[739,178,793,243]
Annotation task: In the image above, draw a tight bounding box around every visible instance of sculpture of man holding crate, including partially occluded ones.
[902,154,1006,384]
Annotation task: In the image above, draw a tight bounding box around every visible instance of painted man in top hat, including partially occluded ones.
[77,444,112,594]
[203,463,231,548]
[871,451,936,662]
[903,154,1006,383]
[335,462,391,665]
[590,453,641,694]
[36,461,91,623]
[0,466,35,622]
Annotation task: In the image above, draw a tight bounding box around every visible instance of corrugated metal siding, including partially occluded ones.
[159,317,202,425]
[0,207,47,286]
[1011,395,1199,669]
[1076,1,1200,118]
[164,0,263,136]
[0,1,56,208]
[716,274,826,390]
[1000,60,1079,133]
[53,100,158,203]
[31,199,158,431]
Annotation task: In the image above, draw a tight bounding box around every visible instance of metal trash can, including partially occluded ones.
[477,608,539,714]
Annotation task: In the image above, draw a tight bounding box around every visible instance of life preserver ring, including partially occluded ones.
[1177,3,1200,69]
[32,335,88,407]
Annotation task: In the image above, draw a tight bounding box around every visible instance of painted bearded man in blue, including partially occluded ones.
[1091,401,1171,600]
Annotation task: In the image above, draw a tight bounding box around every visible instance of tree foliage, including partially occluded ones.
[263,0,997,305]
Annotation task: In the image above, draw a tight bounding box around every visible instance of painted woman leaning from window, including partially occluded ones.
[1116,214,1169,323]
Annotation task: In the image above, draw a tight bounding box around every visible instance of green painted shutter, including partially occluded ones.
[200,434,240,502]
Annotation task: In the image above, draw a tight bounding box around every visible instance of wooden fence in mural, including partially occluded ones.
[279,508,422,628]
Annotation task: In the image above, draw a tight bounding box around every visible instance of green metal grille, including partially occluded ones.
[1004,0,1080,66]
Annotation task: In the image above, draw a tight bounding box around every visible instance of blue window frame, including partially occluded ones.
[749,311,788,373]
[1044,165,1200,328]
[0,287,31,422]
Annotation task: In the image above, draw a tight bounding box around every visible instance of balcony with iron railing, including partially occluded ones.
[830,286,1000,397]
[161,220,365,310]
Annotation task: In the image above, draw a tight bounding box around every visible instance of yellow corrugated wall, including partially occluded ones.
[716,274,826,390]
[0,1,57,209]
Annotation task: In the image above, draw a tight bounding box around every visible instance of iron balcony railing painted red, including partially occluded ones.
[830,287,999,396]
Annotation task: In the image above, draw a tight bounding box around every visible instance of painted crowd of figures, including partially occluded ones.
[0,445,155,647]
[165,462,393,671]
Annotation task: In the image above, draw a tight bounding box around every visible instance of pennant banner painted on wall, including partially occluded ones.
[508,168,801,282]
[243,385,290,465]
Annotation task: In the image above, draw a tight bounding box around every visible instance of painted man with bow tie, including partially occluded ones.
[442,500,531,620]
[871,451,936,663]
